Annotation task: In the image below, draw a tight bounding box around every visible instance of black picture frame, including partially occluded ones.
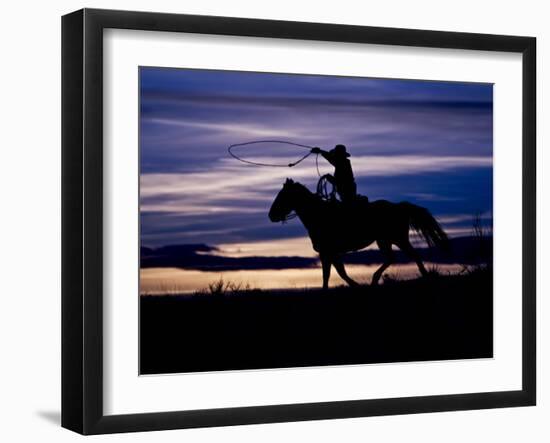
[62,8,536,435]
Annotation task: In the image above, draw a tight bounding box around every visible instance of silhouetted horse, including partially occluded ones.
[269,179,449,289]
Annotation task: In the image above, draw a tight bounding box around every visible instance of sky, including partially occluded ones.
[139,67,493,256]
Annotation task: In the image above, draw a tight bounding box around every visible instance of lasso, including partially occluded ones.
[227,140,336,220]
[227,140,317,168]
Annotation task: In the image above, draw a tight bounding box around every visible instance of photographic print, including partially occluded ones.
[139,67,493,375]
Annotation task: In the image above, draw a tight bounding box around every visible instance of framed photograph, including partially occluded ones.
[62,8,536,434]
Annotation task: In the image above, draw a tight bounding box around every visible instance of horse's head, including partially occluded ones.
[269,178,300,222]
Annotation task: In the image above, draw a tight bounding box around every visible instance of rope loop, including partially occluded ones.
[227,140,316,168]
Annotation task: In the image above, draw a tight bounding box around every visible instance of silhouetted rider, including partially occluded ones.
[311,144,357,203]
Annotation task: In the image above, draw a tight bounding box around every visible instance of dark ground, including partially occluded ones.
[140,269,492,375]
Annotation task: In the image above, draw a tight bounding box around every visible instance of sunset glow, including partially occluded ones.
[140,263,465,295]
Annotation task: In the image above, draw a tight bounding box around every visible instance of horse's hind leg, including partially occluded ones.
[372,240,393,285]
[333,256,360,287]
[397,239,428,277]
[320,254,332,290]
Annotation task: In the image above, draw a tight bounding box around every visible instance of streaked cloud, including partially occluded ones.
[140,154,491,216]
[148,117,298,139]
[140,67,493,249]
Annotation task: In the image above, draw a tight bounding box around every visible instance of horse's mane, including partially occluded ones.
[290,181,310,193]
[289,181,322,201]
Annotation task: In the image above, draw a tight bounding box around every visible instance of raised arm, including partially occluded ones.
[311,147,335,165]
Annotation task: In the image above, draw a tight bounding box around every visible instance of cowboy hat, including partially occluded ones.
[330,144,350,158]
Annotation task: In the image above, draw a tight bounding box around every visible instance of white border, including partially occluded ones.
[103,29,523,415]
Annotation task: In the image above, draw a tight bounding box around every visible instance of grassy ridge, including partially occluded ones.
[140,269,492,374]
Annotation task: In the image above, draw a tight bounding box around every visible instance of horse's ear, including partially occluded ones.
[285,178,294,185]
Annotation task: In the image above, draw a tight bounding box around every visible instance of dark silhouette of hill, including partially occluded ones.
[140,236,491,271]
[140,269,493,374]
[140,243,317,270]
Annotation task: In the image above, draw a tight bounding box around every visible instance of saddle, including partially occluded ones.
[324,194,369,224]
[325,194,369,206]
[355,194,369,204]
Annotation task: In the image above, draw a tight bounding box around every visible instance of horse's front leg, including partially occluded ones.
[333,256,360,287]
[320,254,332,290]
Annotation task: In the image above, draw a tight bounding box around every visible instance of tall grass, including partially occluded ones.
[194,277,255,296]
[459,211,492,275]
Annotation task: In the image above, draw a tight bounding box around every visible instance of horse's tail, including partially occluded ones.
[403,202,449,250]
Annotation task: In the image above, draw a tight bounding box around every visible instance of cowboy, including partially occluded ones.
[311,144,357,203]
